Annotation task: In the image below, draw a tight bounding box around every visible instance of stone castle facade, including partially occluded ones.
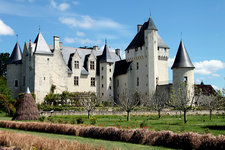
[7,17,195,103]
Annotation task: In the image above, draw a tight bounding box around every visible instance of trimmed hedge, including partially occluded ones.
[0,121,224,149]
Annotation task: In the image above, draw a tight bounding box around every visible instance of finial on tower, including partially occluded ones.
[39,25,41,33]
[16,34,18,42]
[105,38,107,45]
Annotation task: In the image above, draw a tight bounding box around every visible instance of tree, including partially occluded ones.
[80,92,98,119]
[0,53,10,77]
[148,89,170,118]
[169,83,197,123]
[116,90,142,121]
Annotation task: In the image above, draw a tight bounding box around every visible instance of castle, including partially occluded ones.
[7,17,195,103]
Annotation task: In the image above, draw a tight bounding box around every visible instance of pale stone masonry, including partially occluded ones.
[7,17,195,103]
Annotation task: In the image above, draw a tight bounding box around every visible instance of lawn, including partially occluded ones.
[49,114,225,136]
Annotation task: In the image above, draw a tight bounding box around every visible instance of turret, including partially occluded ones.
[7,42,23,98]
[99,41,114,102]
[172,40,195,99]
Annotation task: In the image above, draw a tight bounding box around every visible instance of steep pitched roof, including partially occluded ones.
[126,17,168,50]
[195,83,217,96]
[34,32,52,54]
[7,42,22,64]
[113,59,132,77]
[99,43,113,63]
[171,40,195,69]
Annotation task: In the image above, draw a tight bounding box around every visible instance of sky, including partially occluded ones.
[0,0,224,90]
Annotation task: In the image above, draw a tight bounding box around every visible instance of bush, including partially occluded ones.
[76,118,84,124]
[89,117,97,125]
[140,120,148,128]
[103,101,111,107]
[39,116,46,122]
[57,119,63,124]
[70,119,76,124]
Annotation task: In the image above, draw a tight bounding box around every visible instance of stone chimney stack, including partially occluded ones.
[54,36,60,50]
[115,48,120,56]
[93,45,99,50]
[137,24,142,32]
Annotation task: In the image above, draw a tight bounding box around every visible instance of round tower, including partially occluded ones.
[172,40,195,99]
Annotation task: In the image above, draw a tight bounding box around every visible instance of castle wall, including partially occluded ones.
[157,47,169,85]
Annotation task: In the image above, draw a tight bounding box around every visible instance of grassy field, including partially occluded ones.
[49,114,225,136]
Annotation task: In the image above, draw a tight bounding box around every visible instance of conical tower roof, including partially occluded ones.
[171,40,195,69]
[34,31,52,54]
[7,42,22,64]
[147,16,158,31]
[99,41,113,63]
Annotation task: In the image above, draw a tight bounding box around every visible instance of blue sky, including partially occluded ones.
[0,0,224,89]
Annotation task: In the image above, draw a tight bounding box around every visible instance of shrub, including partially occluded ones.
[57,119,63,124]
[103,101,111,107]
[89,117,97,125]
[70,119,76,124]
[140,120,148,128]
[76,118,84,124]
[38,116,46,122]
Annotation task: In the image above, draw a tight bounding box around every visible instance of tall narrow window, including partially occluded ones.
[74,61,79,69]
[137,77,139,86]
[184,76,187,83]
[102,66,104,71]
[90,61,95,70]
[109,77,112,81]
[74,76,79,86]
[137,62,139,70]
[15,80,18,87]
[91,77,95,86]
[23,76,25,86]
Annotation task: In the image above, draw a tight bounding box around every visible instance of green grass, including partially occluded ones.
[0,127,171,150]
[0,112,11,120]
[49,114,225,135]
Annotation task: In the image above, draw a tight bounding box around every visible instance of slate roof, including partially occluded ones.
[99,43,113,63]
[34,32,53,55]
[113,59,132,77]
[195,82,217,96]
[126,17,169,50]
[171,40,195,69]
[7,42,22,64]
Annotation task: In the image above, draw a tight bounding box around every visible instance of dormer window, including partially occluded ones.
[74,61,79,69]
[135,47,138,51]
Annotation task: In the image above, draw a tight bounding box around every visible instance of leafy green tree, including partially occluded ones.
[0,53,10,77]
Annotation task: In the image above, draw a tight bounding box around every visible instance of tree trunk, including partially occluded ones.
[184,110,187,124]
[88,110,91,119]
[127,111,130,121]
[209,109,212,120]
[158,110,161,118]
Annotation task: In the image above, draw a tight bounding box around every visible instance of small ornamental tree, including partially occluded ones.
[80,92,98,119]
[148,89,170,118]
[169,83,198,124]
[116,90,142,121]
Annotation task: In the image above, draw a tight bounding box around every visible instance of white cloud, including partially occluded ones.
[50,0,70,11]
[72,1,79,5]
[76,31,85,37]
[194,60,225,76]
[64,37,101,45]
[59,16,123,30]
[168,57,174,68]
[0,19,14,35]
[28,0,34,3]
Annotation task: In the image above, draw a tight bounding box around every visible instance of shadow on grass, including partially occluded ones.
[204,125,225,130]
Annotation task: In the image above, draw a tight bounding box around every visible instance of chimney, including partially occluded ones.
[93,45,99,50]
[115,49,120,56]
[59,42,63,50]
[137,24,142,32]
[54,36,60,50]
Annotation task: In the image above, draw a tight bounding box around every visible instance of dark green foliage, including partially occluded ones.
[89,117,97,125]
[0,53,10,77]
[76,118,84,124]
[39,116,46,122]
[103,101,111,107]
[18,92,36,101]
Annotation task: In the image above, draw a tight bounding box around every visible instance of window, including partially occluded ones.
[91,77,95,86]
[137,77,139,86]
[74,76,79,86]
[127,50,129,53]
[15,80,18,87]
[109,63,111,66]
[102,84,104,88]
[74,61,79,69]
[140,47,142,50]
[109,77,112,81]
[102,66,104,71]
[135,47,138,51]
[109,86,111,90]
[184,76,187,83]
[101,75,103,79]
[90,61,95,70]
[102,93,104,96]
[109,69,111,72]
[23,76,25,86]
[137,62,139,70]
